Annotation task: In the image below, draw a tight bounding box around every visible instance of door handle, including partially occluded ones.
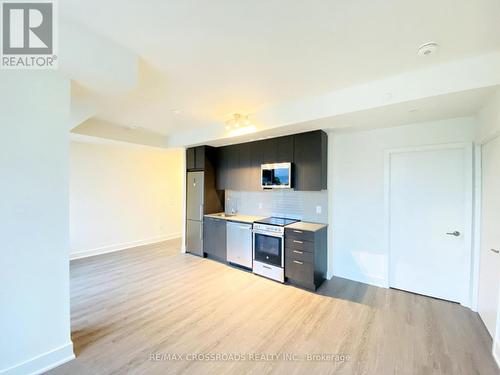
[491,249,500,254]
[446,231,460,237]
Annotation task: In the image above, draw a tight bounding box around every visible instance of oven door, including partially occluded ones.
[253,230,284,267]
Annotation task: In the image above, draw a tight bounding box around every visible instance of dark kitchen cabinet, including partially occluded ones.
[284,225,327,291]
[277,136,294,162]
[195,146,205,170]
[293,131,327,191]
[216,147,229,190]
[186,147,196,170]
[238,142,252,190]
[261,138,276,164]
[227,145,240,190]
[203,217,227,261]
[259,135,293,164]
[249,141,264,190]
[212,130,327,191]
[186,146,206,171]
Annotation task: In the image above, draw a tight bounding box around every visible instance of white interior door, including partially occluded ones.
[478,136,500,339]
[388,145,472,303]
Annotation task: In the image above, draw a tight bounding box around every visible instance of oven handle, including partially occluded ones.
[252,229,284,238]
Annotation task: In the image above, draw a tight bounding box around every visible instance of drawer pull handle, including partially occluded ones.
[491,249,500,254]
[293,230,303,234]
[293,240,303,244]
[293,260,303,265]
[263,265,272,270]
[293,250,303,254]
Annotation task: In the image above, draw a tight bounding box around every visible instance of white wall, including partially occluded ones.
[329,117,476,287]
[477,89,500,143]
[0,72,73,374]
[476,89,500,366]
[70,139,183,258]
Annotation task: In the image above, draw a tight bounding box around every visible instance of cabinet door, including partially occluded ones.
[261,138,277,164]
[203,218,214,254]
[195,146,205,170]
[238,142,251,191]
[249,141,264,190]
[293,131,327,191]
[216,147,228,190]
[203,218,226,260]
[213,219,227,260]
[186,148,196,170]
[227,145,239,190]
[277,136,293,162]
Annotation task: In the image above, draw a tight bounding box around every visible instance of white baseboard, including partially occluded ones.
[0,342,74,375]
[329,270,387,288]
[70,233,181,260]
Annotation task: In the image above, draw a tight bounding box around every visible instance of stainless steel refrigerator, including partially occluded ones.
[186,171,204,256]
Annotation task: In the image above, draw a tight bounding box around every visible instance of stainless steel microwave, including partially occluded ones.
[261,162,292,189]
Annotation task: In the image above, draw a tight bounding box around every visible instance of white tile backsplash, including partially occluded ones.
[226,189,328,223]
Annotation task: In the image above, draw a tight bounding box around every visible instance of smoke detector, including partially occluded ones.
[418,42,439,56]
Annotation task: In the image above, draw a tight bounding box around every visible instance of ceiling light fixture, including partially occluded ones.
[225,113,251,131]
[224,113,256,136]
[418,42,439,56]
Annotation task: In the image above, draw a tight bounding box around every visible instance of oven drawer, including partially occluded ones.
[285,238,314,253]
[285,228,315,242]
[285,258,314,289]
[286,247,314,263]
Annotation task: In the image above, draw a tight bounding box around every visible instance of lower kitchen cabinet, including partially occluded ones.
[203,217,227,261]
[284,226,327,290]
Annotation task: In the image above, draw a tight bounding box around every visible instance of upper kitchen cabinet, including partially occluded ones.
[227,144,240,190]
[293,131,328,191]
[213,131,326,191]
[276,135,294,163]
[186,147,196,170]
[186,146,206,171]
[216,146,229,190]
[259,135,294,164]
[238,142,252,190]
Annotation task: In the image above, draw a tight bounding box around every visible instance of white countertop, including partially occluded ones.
[286,221,328,232]
[204,213,267,224]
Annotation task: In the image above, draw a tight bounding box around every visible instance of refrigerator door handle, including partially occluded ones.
[199,205,203,219]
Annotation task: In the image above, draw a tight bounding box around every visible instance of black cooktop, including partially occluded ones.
[255,217,300,227]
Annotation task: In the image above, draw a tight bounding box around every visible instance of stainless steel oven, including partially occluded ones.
[252,222,285,282]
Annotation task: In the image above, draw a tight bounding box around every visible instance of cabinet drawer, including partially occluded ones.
[285,228,315,242]
[285,258,314,286]
[285,247,313,263]
[285,238,314,253]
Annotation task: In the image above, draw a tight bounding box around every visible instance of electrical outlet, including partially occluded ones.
[258,202,263,209]
[316,205,322,215]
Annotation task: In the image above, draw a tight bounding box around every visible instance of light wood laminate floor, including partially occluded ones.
[48,239,499,375]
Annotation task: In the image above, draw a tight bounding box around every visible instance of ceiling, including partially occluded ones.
[61,0,500,138]
[196,85,499,147]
